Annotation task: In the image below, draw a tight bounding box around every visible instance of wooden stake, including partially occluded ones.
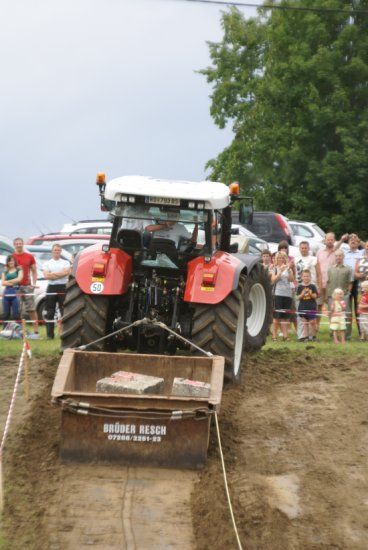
[22,320,30,401]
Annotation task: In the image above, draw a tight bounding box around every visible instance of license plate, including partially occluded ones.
[147,196,180,206]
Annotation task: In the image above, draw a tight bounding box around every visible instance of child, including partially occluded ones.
[329,288,347,344]
[296,269,318,341]
[261,249,273,274]
[358,280,368,341]
[1,255,23,320]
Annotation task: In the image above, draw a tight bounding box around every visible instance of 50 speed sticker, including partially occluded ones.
[90,282,104,293]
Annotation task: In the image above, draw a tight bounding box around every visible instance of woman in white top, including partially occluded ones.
[271,251,295,341]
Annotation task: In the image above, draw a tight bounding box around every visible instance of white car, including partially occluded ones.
[289,221,325,254]
[60,219,112,235]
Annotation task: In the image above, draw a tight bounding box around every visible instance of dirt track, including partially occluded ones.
[1,349,368,549]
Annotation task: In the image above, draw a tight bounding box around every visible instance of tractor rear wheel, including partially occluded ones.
[61,277,112,351]
[243,264,273,351]
[191,276,246,384]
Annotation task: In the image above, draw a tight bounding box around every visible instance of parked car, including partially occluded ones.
[289,220,325,254]
[27,233,110,245]
[234,211,296,246]
[0,235,14,256]
[60,219,112,235]
[231,224,268,253]
[27,234,109,257]
[0,245,72,321]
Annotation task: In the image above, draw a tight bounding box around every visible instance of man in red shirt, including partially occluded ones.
[13,237,39,337]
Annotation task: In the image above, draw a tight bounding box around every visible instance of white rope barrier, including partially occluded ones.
[214,411,243,550]
[0,342,27,513]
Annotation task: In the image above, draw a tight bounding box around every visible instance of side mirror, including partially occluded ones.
[239,204,253,225]
[229,243,239,253]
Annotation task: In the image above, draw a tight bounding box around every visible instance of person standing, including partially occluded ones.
[261,249,273,274]
[355,240,368,283]
[13,237,39,337]
[343,234,363,338]
[296,269,318,341]
[295,241,321,340]
[1,255,23,320]
[358,280,368,341]
[43,244,71,339]
[329,288,347,344]
[270,251,294,341]
[316,232,339,330]
[326,249,352,334]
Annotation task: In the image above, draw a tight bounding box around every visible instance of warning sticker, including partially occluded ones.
[90,282,104,293]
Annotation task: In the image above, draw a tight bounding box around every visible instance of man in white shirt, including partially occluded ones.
[150,221,198,248]
[295,241,321,340]
[343,234,363,338]
[43,244,71,339]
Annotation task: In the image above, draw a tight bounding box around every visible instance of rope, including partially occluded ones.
[214,411,243,550]
[0,343,27,512]
[77,318,213,357]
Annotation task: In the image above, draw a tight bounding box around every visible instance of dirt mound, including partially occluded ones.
[192,350,368,550]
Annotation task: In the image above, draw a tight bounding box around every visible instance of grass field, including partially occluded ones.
[0,321,365,359]
[0,326,60,357]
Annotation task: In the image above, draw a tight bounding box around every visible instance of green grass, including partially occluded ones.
[0,326,60,357]
[0,323,365,359]
[264,323,366,357]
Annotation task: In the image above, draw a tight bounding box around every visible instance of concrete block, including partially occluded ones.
[96,371,164,395]
[172,378,210,398]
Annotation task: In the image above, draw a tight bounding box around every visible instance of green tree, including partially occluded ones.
[202,1,368,236]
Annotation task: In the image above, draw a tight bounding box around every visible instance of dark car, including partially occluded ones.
[233,211,296,246]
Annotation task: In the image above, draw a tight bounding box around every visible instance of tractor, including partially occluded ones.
[61,174,272,383]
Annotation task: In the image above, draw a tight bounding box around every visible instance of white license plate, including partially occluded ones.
[147,196,180,206]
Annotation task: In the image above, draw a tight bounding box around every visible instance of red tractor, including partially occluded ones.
[61,174,272,382]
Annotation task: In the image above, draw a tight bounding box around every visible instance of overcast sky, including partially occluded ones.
[1,0,259,238]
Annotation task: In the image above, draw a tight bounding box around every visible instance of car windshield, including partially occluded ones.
[112,204,208,224]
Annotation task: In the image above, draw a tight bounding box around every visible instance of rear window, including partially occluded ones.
[293,224,313,238]
[250,217,272,236]
[61,243,91,255]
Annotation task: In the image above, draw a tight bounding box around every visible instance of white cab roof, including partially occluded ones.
[104,176,230,210]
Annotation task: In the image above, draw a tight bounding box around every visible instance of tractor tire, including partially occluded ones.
[61,277,111,351]
[243,264,273,351]
[191,276,246,384]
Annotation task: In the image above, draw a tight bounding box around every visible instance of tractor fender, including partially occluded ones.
[184,251,246,305]
[72,243,132,295]
[231,253,262,288]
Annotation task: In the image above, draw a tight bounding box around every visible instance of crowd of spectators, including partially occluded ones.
[262,233,368,343]
[1,238,71,339]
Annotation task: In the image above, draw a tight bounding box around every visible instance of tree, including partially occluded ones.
[202,1,368,236]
